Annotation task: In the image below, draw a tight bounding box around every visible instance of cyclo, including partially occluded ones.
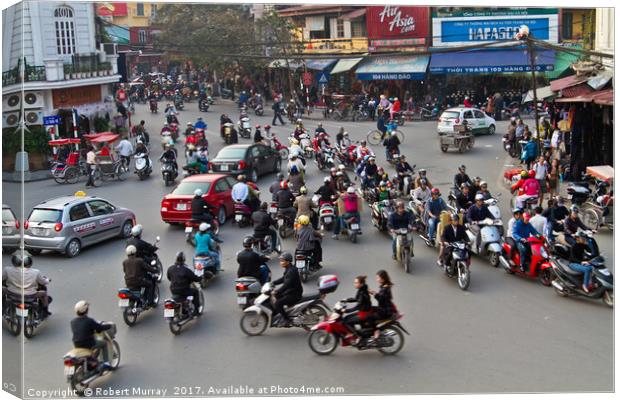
[49,138,85,184]
[83,132,129,185]
[439,121,475,153]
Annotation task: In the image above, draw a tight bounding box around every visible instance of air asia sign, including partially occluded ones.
[432,8,558,47]
[366,6,429,43]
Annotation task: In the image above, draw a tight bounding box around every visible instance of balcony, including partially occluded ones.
[303,38,368,54]
[2,65,46,86]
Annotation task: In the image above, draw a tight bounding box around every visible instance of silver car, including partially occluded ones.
[2,204,20,251]
[23,193,136,257]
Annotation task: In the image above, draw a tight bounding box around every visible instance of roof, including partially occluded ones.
[560,83,593,98]
[549,75,590,92]
[36,195,97,209]
[555,89,614,105]
[182,174,228,183]
[278,5,357,17]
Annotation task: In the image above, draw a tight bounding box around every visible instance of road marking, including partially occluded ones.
[484,145,493,148]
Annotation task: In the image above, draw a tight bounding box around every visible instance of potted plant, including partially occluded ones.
[63,64,71,80]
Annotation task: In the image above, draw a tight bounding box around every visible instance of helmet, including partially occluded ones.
[459,164,466,171]
[475,194,484,201]
[130,224,143,237]
[279,252,293,263]
[255,124,261,129]
[237,174,246,182]
[363,155,371,162]
[300,186,307,194]
[187,143,195,150]
[528,170,536,178]
[336,171,344,177]
[520,171,529,178]
[11,251,33,268]
[330,167,337,173]
[264,124,271,129]
[343,132,349,136]
[347,186,355,194]
[296,118,302,123]
[243,236,254,247]
[125,245,137,256]
[419,169,427,175]
[480,181,488,187]
[338,164,345,171]
[395,200,405,208]
[175,251,186,263]
[575,230,588,239]
[187,122,193,126]
[431,188,441,195]
[391,131,397,136]
[394,97,398,101]
[74,300,89,315]
[570,205,580,213]
[400,154,406,159]
[165,143,171,149]
[460,183,469,189]
[324,177,331,183]
[379,180,387,187]
[280,181,288,189]
[474,176,481,182]
[318,123,323,127]
[369,156,376,162]
[194,188,204,197]
[277,172,284,180]
[298,215,310,225]
[199,222,210,232]
[360,140,367,145]
[450,213,460,221]
[512,208,523,215]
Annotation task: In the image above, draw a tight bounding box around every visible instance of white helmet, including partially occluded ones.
[194,188,203,197]
[130,224,143,237]
[324,177,331,183]
[338,164,345,171]
[125,245,137,256]
[74,300,89,315]
[347,186,355,194]
[475,193,485,201]
[199,222,210,232]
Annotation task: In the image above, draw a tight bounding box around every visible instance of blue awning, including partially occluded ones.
[355,55,429,80]
[305,59,337,71]
[429,49,556,74]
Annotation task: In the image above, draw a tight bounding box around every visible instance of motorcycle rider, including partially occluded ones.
[114,136,134,169]
[253,124,264,143]
[477,181,492,200]
[167,252,201,315]
[383,130,401,161]
[337,130,352,150]
[269,173,285,201]
[184,122,194,137]
[195,223,221,272]
[294,186,317,228]
[425,188,449,243]
[127,225,157,263]
[296,215,323,270]
[2,251,51,317]
[194,117,207,130]
[411,179,432,215]
[342,275,373,334]
[438,213,469,266]
[190,188,216,226]
[515,170,541,209]
[455,183,475,212]
[366,270,396,344]
[387,201,414,260]
[466,193,496,251]
[355,140,374,161]
[159,144,178,174]
[333,186,363,239]
[506,208,521,261]
[276,181,296,223]
[395,155,414,194]
[471,176,483,195]
[232,174,260,212]
[566,231,595,293]
[237,236,271,284]
[362,156,379,190]
[287,152,305,179]
[315,122,327,137]
[454,165,473,190]
[414,168,433,189]
[272,252,303,327]
[70,301,111,370]
[252,202,279,253]
[122,245,157,306]
[292,119,305,141]
[512,209,540,273]
[563,206,592,247]
[316,177,338,207]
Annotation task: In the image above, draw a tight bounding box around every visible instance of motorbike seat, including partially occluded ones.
[172,294,190,303]
[65,348,94,358]
[299,292,321,302]
[555,259,583,276]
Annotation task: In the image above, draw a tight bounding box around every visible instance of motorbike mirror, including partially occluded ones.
[156,236,161,242]
[151,260,157,266]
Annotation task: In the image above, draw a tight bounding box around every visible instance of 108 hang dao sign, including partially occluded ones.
[432,8,558,47]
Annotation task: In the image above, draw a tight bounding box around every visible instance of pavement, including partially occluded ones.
[1,98,613,397]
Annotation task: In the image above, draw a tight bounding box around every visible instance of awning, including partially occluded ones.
[523,86,555,103]
[305,59,337,71]
[83,132,120,143]
[330,57,363,74]
[593,89,613,106]
[550,74,590,92]
[545,48,580,79]
[555,89,614,105]
[560,84,593,99]
[341,8,366,20]
[355,55,429,80]
[268,59,303,69]
[429,49,555,74]
[48,138,81,146]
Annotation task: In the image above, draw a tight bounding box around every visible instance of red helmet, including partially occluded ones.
[280,181,288,189]
[431,188,441,195]
[264,124,271,129]
[255,124,261,129]
[528,169,536,178]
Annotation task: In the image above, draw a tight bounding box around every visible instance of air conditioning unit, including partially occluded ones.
[24,110,44,125]
[3,111,21,128]
[23,91,44,109]
[3,94,21,111]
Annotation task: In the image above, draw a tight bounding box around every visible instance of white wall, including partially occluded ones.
[595,8,614,54]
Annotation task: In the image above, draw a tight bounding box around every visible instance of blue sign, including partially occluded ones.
[441,17,550,43]
[357,73,423,81]
[43,115,61,126]
[316,72,330,84]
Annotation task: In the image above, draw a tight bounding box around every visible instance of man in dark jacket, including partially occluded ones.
[438,213,469,266]
[563,207,591,246]
[387,201,414,260]
[269,173,285,201]
[383,131,401,161]
[272,252,303,326]
[71,300,111,369]
[166,252,201,315]
[126,224,157,261]
[455,183,475,211]
[276,181,296,222]
[122,245,158,305]
[466,193,496,251]
[252,203,279,253]
[237,236,271,284]
[454,165,472,190]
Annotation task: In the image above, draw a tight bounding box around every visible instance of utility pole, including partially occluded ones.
[524,33,542,155]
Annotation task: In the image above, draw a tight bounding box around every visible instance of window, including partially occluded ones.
[463,111,474,119]
[151,4,157,17]
[474,110,485,119]
[250,146,260,158]
[351,20,366,38]
[136,3,144,16]
[214,179,230,193]
[138,30,147,44]
[562,12,573,39]
[54,6,76,55]
[172,182,212,196]
[225,176,238,187]
[88,200,115,216]
[69,204,90,222]
[336,19,345,38]
[28,209,62,224]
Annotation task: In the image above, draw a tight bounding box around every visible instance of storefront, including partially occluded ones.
[354,55,430,99]
[51,84,115,136]
[365,6,430,52]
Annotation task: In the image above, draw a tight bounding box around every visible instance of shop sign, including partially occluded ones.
[357,73,415,81]
[302,72,313,86]
[429,65,554,74]
[52,85,102,109]
[43,115,61,126]
[366,6,429,43]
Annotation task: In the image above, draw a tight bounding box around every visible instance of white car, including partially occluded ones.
[437,107,496,135]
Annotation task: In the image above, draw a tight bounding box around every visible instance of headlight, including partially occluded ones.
[539,247,549,259]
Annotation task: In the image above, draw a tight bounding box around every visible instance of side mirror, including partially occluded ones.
[151,260,157,266]
[156,236,161,242]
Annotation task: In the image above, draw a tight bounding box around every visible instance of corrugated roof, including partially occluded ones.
[560,83,594,98]
[550,75,590,92]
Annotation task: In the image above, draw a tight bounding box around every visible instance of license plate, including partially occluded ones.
[164,308,175,318]
[235,214,243,222]
[184,226,193,233]
[2,227,11,234]
[324,217,332,223]
[194,268,204,277]
[64,366,75,376]
[176,203,187,211]
[15,308,28,317]
[269,206,278,213]
[32,228,46,236]
[351,223,359,230]
[220,164,229,171]
[118,299,129,307]
[237,296,247,305]
[296,260,306,269]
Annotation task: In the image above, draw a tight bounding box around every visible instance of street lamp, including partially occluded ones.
[516,24,542,153]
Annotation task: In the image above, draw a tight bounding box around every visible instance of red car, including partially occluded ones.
[161,174,239,225]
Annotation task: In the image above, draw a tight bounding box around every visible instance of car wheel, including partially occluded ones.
[250,169,258,183]
[488,124,496,135]
[65,239,81,258]
[218,206,226,225]
[120,220,133,238]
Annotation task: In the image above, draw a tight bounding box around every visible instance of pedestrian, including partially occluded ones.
[547,158,560,199]
[85,145,97,187]
[550,128,562,160]
[272,97,285,126]
[533,156,549,206]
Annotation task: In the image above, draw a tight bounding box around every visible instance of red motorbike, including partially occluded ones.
[499,236,553,286]
[336,144,357,169]
[308,301,409,356]
[271,136,289,160]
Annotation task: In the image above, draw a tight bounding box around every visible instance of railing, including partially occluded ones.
[303,37,368,54]
[2,65,47,86]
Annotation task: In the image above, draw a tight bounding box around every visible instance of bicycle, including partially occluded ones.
[367,129,404,146]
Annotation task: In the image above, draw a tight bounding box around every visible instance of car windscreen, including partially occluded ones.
[441,111,460,120]
[28,208,62,223]
[172,182,212,196]
[216,147,246,159]
[2,209,15,223]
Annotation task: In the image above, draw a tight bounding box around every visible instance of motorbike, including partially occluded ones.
[235,276,263,310]
[3,288,50,338]
[252,232,282,256]
[174,99,184,111]
[392,111,406,126]
[276,211,295,239]
[371,199,392,232]
[207,96,214,105]
[295,250,320,283]
[163,283,204,335]
[149,99,158,113]
[239,275,338,336]
[136,131,149,147]
[117,268,160,326]
[221,87,232,99]
[268,201,279,219]
[63,322,120,396]
[465,198,504,267]
[336,215,361,243]
[308,300,408,356]
[161,160,178,186]
[272,136,289,160]
[441,241,472,290]
[499,236,553,286]
[254,103,264,116]
[315,198,336,231]
[407,199,436,248]
[238,114,252,139]
[126,236,164,283]
[193,251,220,288]
[317,147,336,171]
[184,219,220,245]
[198,98,210,112]
[299,133,314,159]
[134,153,152,180]
[502,136,519,158]
[234,202,253,228]
[550,256,613,307]
[567,177,612,230]
[393,228,415,273]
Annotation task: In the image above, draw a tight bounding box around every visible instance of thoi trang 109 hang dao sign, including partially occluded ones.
[366,6,430,49]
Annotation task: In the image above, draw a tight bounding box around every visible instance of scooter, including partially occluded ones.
[371,200,392,232]
[193,251,220,288]
[149,99,158,113]
[163,283,204,335]
[3,288,51,338]
[276,211,295,239]
[295,250,320,283]
[499,236,553,286]
[63,322,120,396]
[550,256,613,307]
[235,276,263,310]
[161,160,178,186]
[117,269,160,326]
[254,103,264,116]
[315,198,336,231]
[252,233,282,256]
[239,276,338,336]
[238,114,252,139]
[394,227,415,273]
[198,98,210,112]
[465,198,504,267]
[308,300,408,356]
[340,215,361,243]
[234,202,253,228]
[272,137,289,160]
[184,219,220,245]
[134,153,152,180]
[441,241,472,290]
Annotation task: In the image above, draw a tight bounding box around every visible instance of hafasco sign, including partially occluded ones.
[366,6,429,41]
